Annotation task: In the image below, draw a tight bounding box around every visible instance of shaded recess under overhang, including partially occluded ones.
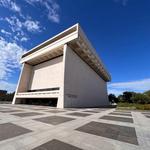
[26,46,63,65]
[20,23,111,82]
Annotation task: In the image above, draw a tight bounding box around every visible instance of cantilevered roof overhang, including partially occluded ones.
[20,23,111,82]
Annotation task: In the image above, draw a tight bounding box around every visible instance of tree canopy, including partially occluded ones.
[109,90,150,104]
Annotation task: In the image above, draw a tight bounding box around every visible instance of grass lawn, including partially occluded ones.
[117,103,150,110]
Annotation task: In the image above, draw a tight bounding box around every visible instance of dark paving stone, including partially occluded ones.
[0,110,23,113]
[0,123,32,141]
[46,110,66,113]
[82,110,99,113]
[32,139,82,150]
[76,121,138,145]
[146,115,150,118]
[34,116,75,125]
[67,112,91,117]
[100,115,133,123]
[110,112,132,117]
[12,112,43,117]
[142,112,150,115]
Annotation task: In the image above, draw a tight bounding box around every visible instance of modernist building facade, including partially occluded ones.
[12,24,111,108]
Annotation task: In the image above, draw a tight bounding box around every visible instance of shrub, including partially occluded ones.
[131,93,150,104]
[144,90,150,97]
[117,103,150,110]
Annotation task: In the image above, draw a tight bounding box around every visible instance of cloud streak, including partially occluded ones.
[5,16,41,33]
[0,81,16,92]
[0,0,60,44]
[0,36,26,80]
[1,29,11,36]
[113,0,129,6]
[25,0,60,23]
[0,16,41,42]
[0,0,21,13]
[108,78,150,95]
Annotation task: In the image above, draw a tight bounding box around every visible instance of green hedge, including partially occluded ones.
[117,103,150,110]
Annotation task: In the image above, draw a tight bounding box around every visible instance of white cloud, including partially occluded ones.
[10,1,20,12]
[1,29,11,36]
[0,81,16,92]
[20,37,29,42]
[5,16,23,32]
[25,0,41,5]
[5,16,41,33]
[25,0,60,23]
[24,19,40,32]
[113,0,129,6]
[108,78,150,96]
[2,16,40,42]
[4,16,27,42]
[0,36,26,80]
[44,0,60,23]
[0,15,41,46]
[108,88,126,96]
[0,0,21,12]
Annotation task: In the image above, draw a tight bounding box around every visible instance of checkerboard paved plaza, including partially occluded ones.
[0,104,150,150]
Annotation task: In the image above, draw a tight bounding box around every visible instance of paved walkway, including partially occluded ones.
[0,104,150,150]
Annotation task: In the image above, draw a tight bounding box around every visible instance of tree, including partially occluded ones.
[144,90,150,97]
[118,94,124,102]
[131,93,150,104]
[122,91,136,103]
[111,90,150,104]
[0,92,14,102]
[108,94,119,103]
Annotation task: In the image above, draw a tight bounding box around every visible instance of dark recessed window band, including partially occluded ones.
[28,87,60,92]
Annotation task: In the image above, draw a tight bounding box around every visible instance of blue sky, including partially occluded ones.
[0,0,150,95]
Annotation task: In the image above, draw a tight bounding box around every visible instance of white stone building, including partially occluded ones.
[12,24,111,108]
